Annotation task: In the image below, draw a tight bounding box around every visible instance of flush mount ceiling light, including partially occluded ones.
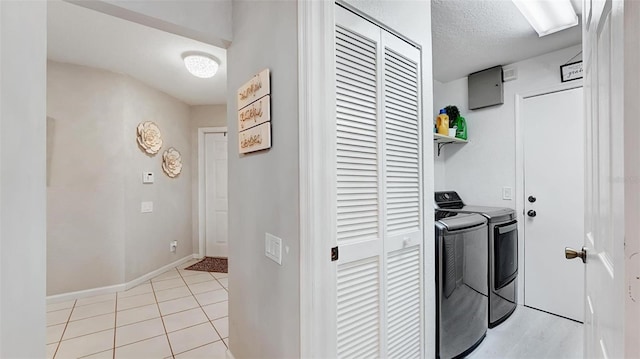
[512,0,578,37]
[182,52,219,78]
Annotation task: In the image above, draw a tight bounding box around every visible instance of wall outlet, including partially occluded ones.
[141,201,153,213]
[265,233,282,265]
[170,240,177,253]
[502,187,513,200]
[142,172,154,184]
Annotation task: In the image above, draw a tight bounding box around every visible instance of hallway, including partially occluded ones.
[46,259,228,358]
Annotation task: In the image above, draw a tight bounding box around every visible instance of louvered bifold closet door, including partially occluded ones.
[335,8,384,359]
[381,33,423,359]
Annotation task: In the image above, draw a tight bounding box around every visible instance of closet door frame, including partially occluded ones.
[299,2,432,357]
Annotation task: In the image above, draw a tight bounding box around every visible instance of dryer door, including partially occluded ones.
[494,221,518,290]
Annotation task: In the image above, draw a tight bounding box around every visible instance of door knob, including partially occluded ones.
[565,247,587,263]
[527,210,537,217]
[528,196,537,203]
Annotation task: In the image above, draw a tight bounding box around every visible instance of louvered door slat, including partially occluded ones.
[386,247,421,359]
[336,22,379,247]
[384,47,420,237]
[337,257,380,358]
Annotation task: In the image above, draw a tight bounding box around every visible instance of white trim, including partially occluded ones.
[298,0,336,357]
[225,349,235,359]
[197,126,228,258]
[514,82,583,305]
[46,254,196,304]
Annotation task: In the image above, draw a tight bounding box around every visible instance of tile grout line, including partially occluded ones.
[51,299,77,359]
[112,293,118,359]
[175,267,227,348]
[151,268,180,359]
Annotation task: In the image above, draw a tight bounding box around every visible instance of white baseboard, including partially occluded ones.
[226,349,235,359]
[123,254,196,291]
[47,254,197,304]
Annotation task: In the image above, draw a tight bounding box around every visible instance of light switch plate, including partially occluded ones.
[141,201,153,213]
[143,172,154,184]
[502,187,513,200]
[265,233,282,265]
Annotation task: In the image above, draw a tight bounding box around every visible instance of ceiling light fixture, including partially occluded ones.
[182,52,219,78]
[512,0,578,37]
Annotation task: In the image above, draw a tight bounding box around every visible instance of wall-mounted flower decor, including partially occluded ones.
[136,121,163,155]
[162,147,182,178]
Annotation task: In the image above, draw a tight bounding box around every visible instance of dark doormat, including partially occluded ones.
[185,257,228,273]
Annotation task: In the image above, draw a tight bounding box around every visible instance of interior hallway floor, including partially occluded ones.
[468,305,583,359]
[46,259,229,359]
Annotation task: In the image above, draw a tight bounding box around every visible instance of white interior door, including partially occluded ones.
[334,6,423,358]
[582,0,627,357]
[204,132,228,258]
[523,87,584,322]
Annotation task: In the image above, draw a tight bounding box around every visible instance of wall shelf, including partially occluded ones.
[433,133,468,156]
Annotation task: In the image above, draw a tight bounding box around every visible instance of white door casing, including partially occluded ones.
[334,6,423,358]
[522,87,585,322]
[197,127,228,259]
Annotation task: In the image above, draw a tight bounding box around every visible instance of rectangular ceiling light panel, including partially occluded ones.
[513,0,579,37]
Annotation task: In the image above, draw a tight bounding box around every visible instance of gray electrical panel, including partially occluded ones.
[468,66,504,110]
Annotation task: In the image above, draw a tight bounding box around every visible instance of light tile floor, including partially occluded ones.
[468,305,583,359]
[46,259,229,359]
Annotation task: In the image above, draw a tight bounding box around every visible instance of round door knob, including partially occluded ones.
[528,196,537,203]
[527,210,537,217]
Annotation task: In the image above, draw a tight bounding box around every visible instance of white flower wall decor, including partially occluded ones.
[162,147,183,178]
[136,121,163,155]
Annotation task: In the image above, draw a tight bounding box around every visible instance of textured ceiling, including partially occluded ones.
[432,0,582,82]
[48,1,227,105]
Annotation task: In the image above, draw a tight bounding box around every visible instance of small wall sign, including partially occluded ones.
[560,61,583,82]
[239,122,271,154]
[238,95,270,131]
[237,69,270,110]
[237,69,271,154]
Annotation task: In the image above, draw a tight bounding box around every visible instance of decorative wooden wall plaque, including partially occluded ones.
[238,95,270,131]
[237,69,271,154]
[237,69,270,110]
[239,122,271,154]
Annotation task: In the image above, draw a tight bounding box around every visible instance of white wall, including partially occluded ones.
[68,0,232,48]
[341,1,436,356]
[189,105,227,254]
[227,1,300,358]
[433,80,447,190]
[0,1,47,356]
[434,45,582,207]
[47,61,193,294]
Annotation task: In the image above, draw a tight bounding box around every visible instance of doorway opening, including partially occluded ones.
[431,0,585,357]
[45,2,230,358]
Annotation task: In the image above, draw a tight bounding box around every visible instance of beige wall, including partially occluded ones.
[189,105,227,254]
[122,71,193,282]
[47,61,127,294]
[47,60,194,294]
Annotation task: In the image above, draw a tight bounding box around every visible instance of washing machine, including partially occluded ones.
[435,191,518,328]
[435,210,488,359]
